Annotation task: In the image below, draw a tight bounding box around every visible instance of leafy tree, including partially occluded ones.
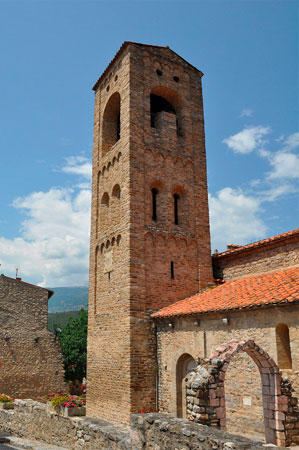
[56,308,88,382]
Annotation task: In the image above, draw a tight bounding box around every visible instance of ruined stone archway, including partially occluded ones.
[186,339,298,447]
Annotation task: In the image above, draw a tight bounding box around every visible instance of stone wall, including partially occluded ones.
[0,401,288,450]
[184,339,299,447]
[212,231,299,281]
[130,413,287,449]
[0,275,65,400]
[155,304,299,442]
[0,400,130,449]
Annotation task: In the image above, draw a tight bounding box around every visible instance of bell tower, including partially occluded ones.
[87,42,213,425]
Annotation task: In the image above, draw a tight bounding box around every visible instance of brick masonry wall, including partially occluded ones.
[87,43,213,425]
[0,275,65,400]
[155,304,299,441]
[212,235,299,280]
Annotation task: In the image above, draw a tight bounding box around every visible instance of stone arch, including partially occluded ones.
[186,339,293,446]
[176,353,197,419]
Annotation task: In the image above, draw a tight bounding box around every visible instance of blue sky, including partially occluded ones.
[0,0,298,286]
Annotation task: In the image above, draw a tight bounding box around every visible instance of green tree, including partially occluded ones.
[57,308,88,382]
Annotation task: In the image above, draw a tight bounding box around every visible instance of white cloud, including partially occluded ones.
[240,109,253,118]
[0,158,91,287]
[259,133,299,180]
[284,132,299,149]
[209,187,267,252]
[61,156,92,179]
[268,151,299,179]
[223,126,271,154]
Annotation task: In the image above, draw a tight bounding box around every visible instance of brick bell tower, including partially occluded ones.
[87,42,213,425]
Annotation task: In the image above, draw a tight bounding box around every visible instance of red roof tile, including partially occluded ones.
[213,228,299,259]
[152,266,299,318]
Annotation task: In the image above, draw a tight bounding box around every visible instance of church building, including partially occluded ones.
[86,42,299,447]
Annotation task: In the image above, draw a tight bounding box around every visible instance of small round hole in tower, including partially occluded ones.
[173,76,179,83]
[156,69,163,76]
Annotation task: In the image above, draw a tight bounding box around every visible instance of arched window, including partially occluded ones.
[112,184,121,199]
[276,323,292,369]
[151,188,158,221]
[150,94,176,128]
[150,86,183,137]
[176,353,197,418]
[102,92,121,155]
[100,192,109,228]
[101,192,109,207]
[173,193,180,225]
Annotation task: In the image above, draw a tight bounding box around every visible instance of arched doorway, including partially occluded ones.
[176,353,196,418]
[186,339,296,447]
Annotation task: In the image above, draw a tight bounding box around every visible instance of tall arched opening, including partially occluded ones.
[102,92,121,155]
[150,86,183,137]
[176,353,196,418]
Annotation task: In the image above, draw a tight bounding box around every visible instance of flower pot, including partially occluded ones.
[62,406,86,417]
[0,402,14,410]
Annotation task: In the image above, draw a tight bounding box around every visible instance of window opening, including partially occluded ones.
[150,94,176,128]
[151,188,158,221]
[276,323,292,369]
[171,261,174,279]
[102,92,121,155]
[174,193,180,225]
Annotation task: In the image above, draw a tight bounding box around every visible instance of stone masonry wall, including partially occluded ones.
[0,400,130,450]
[212,234,299,281]
[155,304,299,442]
[0,401,287,450]
[130,413,288,450]
[0,275,65,400]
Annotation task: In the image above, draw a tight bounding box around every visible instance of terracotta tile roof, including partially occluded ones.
[152,266,299,318]
[213,228,299,259]
[92,41,203,91]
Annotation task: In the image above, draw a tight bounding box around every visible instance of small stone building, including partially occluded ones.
[0,275,65,400]
[153,229,299,447]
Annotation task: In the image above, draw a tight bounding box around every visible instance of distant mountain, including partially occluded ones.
[47,286,88,313]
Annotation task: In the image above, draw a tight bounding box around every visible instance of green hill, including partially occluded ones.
[48,310,84,332]
[47,286,88,313]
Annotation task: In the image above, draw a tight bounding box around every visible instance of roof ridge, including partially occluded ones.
[92,41,202,91]
[213,228,299,258]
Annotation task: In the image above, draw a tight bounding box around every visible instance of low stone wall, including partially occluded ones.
[0,400,290,449]
[130,413,288,449]
[0,400,130,449]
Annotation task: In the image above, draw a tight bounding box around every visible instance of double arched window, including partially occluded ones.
[150,187,184,225]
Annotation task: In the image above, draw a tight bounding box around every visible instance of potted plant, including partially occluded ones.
[0,394,14,410]
[59,396,85,417]
[47,393,85,417]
